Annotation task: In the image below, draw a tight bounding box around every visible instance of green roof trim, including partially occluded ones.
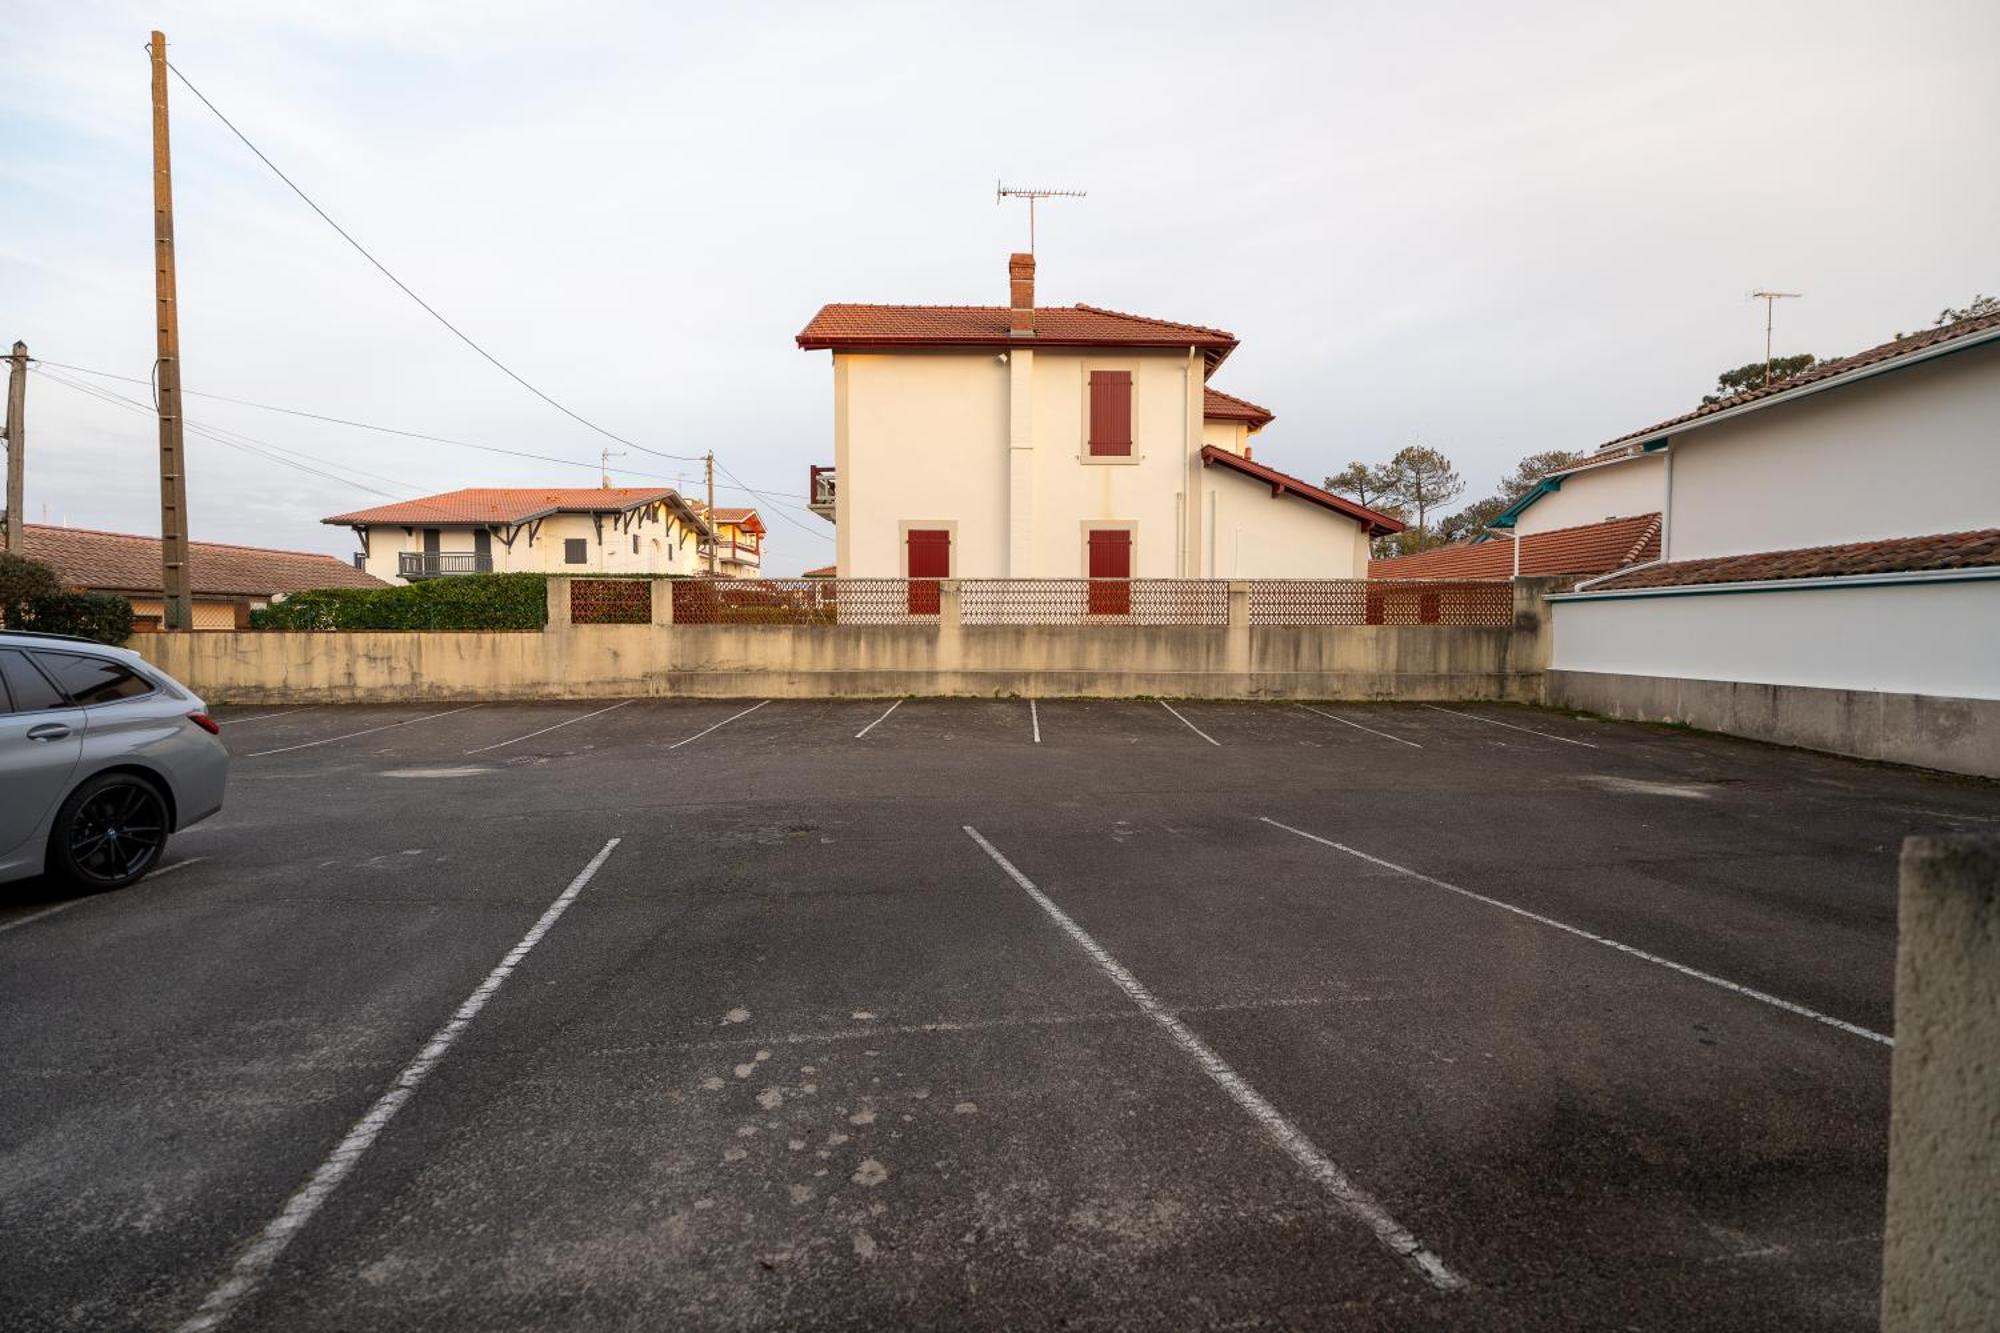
[1486,476,1563,530]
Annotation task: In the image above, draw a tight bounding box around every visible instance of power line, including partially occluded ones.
[163,55,681,462]
[29,358,816,505]
[713,456,831,544]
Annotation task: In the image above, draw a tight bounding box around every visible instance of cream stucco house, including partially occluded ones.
[796,254,1402,582]
[326,487,714,585]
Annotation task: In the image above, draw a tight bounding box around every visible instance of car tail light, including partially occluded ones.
[188,712,221,735]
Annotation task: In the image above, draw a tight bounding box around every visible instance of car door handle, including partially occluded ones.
[25,723,73,741]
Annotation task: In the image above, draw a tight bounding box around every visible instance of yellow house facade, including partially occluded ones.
[796,254,1402,582]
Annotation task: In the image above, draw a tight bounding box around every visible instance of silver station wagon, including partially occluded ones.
[0,632,228,890]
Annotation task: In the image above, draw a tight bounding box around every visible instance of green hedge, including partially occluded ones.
[10,591,137,644]
[249,573,548,630]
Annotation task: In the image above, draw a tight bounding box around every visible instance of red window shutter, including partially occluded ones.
[906,529,950,614]
[1088,371,1132,456]
[1086,529,1131,615]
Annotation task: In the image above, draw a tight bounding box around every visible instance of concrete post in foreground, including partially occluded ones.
[545,576,571,632]
[650,577,674,626]
[1882,834,2000,1332]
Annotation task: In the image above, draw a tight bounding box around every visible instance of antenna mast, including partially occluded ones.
[996,181,1086,253]
[1750,290,1802,385]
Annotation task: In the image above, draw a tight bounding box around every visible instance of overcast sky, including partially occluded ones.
[5,1,1995,574]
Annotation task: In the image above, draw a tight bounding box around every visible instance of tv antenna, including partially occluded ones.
[599,447,626,487]
[1749,290,1802,385]
[997,181,1086,253]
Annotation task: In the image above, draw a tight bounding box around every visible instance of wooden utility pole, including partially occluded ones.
[704,450,717,575]
[3,341,23,555]
[150,30,194,630]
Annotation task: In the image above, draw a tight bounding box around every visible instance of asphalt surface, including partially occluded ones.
[4,696,1996,1331]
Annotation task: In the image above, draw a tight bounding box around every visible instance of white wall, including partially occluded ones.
[1512,452,1664,536]
[1202,419,1250,456]
[1551,578,2000,700]
[1666,346,2000,560]
[354,506,701,584]
[1202,467,1371,577]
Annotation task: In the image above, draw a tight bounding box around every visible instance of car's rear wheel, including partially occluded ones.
[48,773,170,891]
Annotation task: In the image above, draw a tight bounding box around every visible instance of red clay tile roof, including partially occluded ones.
[800,564,836,578]
[1203,386,1275,428]
[1199,446,1405,535]
[1594,309,2000,454]
[692,504,766,535]
[1583,528,2000,591]
[13,523,386,597]
[1370,514,1662,581]
[797,303,1238,366]
[324,487,690,527]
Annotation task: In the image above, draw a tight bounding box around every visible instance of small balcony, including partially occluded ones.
[809,465,836,520]
[400,551,493,580]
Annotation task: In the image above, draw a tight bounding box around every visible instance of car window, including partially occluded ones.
[0,649,69,711]
[30,651,155,706]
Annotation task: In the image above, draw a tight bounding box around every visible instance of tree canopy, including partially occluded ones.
[1702,354,1818,405]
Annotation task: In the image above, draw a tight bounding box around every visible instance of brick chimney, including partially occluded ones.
[1008,252,1035,336]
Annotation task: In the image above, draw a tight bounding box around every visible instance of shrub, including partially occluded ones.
[13,591,137,644]
[249,572,549,631]
[0,551,62,627]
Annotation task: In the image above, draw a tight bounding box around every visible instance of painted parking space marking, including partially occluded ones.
[1030,699,1041,744]
[666,699,770,750]
[0,857,208,937]
[1422,704,1597,748]
[215,708,313,726]
[1159,700,1221,746]
[962,825,1464,1292]
[854,699,903,739]
[465,699,634,754]
[173,837,622,1333]
[1260,817,1891,1047]
[1296,704,1423,749]
[246,706,481,759]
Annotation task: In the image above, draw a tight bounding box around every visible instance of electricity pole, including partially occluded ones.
[704,450,717,575]
[1751,290,1802,387]
[150,30,194,630]
[3,341,23,555]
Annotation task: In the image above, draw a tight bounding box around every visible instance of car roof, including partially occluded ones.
[0,632,141,660]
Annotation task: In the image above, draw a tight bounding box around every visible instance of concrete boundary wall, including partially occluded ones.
[129,579,1553,705]
[1549,670,2000,779]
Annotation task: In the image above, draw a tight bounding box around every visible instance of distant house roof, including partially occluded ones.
[1575,528,2000,593]
[800,564,836,578]
[797,304,1239,370]
[693,504,767,536]
[1198,446,1405,536]
[13,523,386,598]
[1370,514,1662,581]
[1203,386,1275,429]
[1592,308,2000,455]
[324,487,707,531]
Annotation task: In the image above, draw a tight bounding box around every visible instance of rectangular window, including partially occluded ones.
[564,538,588,565]
[1086,528,1132,616]
[1088,370,1132,457]
[906,528,950,615]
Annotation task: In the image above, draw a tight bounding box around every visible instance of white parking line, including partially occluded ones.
[1260,817,1891,1047]
[1030,699,1041,744]
[465,699,634,754]
[246,706,481,758]
[1159,700,1220,746]
[1296,704,1423,749]
[666,699,769,750]
[0,857,210,937]
[174,837,622,1333]
[854,698,903,739]
[215,708,312,726]
[962,825,1464,1292]
[1422,704,1597,748]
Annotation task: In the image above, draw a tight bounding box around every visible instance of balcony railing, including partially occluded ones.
[399,551,493,579]
[809,465,836,519]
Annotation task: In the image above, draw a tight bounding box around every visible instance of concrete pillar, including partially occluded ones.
[650,577,674,626]
[1882,834,2000,1333]
[545,576,571,631]
[1226,580,1251,688]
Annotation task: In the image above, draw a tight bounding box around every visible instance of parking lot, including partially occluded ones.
[4,696,1997,1330]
